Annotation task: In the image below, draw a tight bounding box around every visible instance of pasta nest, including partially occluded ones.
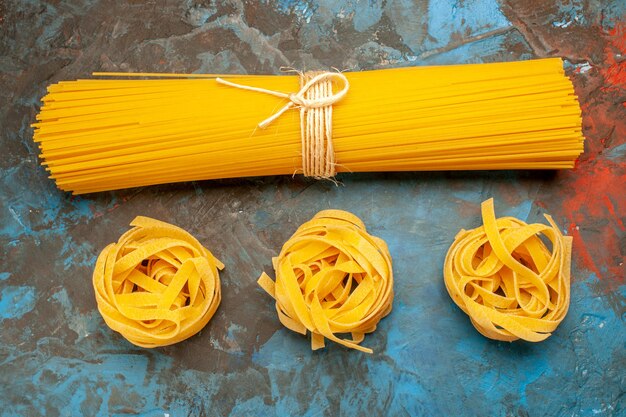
[258,210,394,353]
[93,216,223,347]
[444,199,572,342]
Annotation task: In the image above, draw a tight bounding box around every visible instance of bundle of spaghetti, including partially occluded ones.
[33,58,584,194]
[443,198,572,342]
[93,216,223,347]
[257,209,393,353]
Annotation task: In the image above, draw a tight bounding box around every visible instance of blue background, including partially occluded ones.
[1,1,624,416]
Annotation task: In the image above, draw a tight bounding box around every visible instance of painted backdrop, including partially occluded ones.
[0,1,624,416]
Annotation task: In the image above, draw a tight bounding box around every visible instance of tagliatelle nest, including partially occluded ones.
[258,210,394,353]
[444,198,572,342]
[93,216,223,347]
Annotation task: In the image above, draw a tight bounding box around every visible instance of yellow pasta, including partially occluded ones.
[93,216,223,347]
[444,198,572,342]
[32,58,584,194]
[258,210,393,353]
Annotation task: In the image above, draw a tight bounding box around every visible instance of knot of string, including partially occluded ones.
[216,71,349,179]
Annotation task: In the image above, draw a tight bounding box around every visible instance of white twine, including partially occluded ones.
[216,71,349,178]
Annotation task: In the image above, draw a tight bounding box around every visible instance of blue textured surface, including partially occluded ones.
[1,1,625,416]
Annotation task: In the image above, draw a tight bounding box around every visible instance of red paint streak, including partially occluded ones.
[93,203,122,218]
[603,195,626,231]
[599,127,615,149]
[576,95,626,156]
[601,23,626,91]
[552,19,626,294]
[568,223,601,279]
[560,159,626,284]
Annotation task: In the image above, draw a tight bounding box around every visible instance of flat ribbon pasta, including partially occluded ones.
[93,216,223,347]
[258,210,394,353]
[444,198,572,342]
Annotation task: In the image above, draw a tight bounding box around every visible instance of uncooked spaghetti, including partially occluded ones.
[33,58,584,194]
